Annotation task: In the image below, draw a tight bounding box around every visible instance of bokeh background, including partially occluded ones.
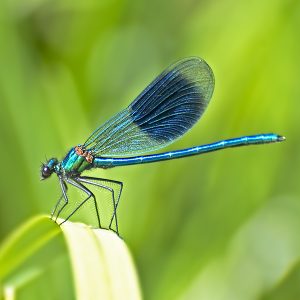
[0,0,299,299]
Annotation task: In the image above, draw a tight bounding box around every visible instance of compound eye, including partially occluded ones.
[41,166,52,179]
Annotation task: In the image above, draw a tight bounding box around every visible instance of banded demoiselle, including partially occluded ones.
[41,57,285,234]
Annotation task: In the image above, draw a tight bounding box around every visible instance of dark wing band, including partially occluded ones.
[84,57,214,157]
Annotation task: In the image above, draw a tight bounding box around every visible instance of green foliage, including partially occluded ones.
[0,0,298,299]
[0,216,141,299]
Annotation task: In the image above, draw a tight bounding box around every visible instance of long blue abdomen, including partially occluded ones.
[93,134,284,168]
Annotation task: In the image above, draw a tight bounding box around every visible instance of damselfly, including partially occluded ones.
[41,57,285,234]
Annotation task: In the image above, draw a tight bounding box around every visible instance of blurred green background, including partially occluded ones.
[0,0,299,299]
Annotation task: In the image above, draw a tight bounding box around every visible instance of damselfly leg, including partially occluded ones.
[59,178,101,228]
[51,194,63,220]
[51,178,69,222]
[76,176,123,235]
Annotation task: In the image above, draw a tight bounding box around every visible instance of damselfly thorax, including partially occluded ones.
[60,146,94,175]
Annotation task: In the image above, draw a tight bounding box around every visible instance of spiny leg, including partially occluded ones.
[108,180,123,228]
[76,177,117,233]
[100,179,122,230]
[54,178,69,222]
[92,177,123,228]
[51,194,63,220]
[51,181,68,220]
[59,178,101,228]
[77,176,122,234]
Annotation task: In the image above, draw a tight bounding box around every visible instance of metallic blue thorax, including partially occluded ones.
[61,148,91,174]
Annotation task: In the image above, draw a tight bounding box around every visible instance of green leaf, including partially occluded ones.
[0,216,142,300]
[0,215,60,280]
[60,220,142,300]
